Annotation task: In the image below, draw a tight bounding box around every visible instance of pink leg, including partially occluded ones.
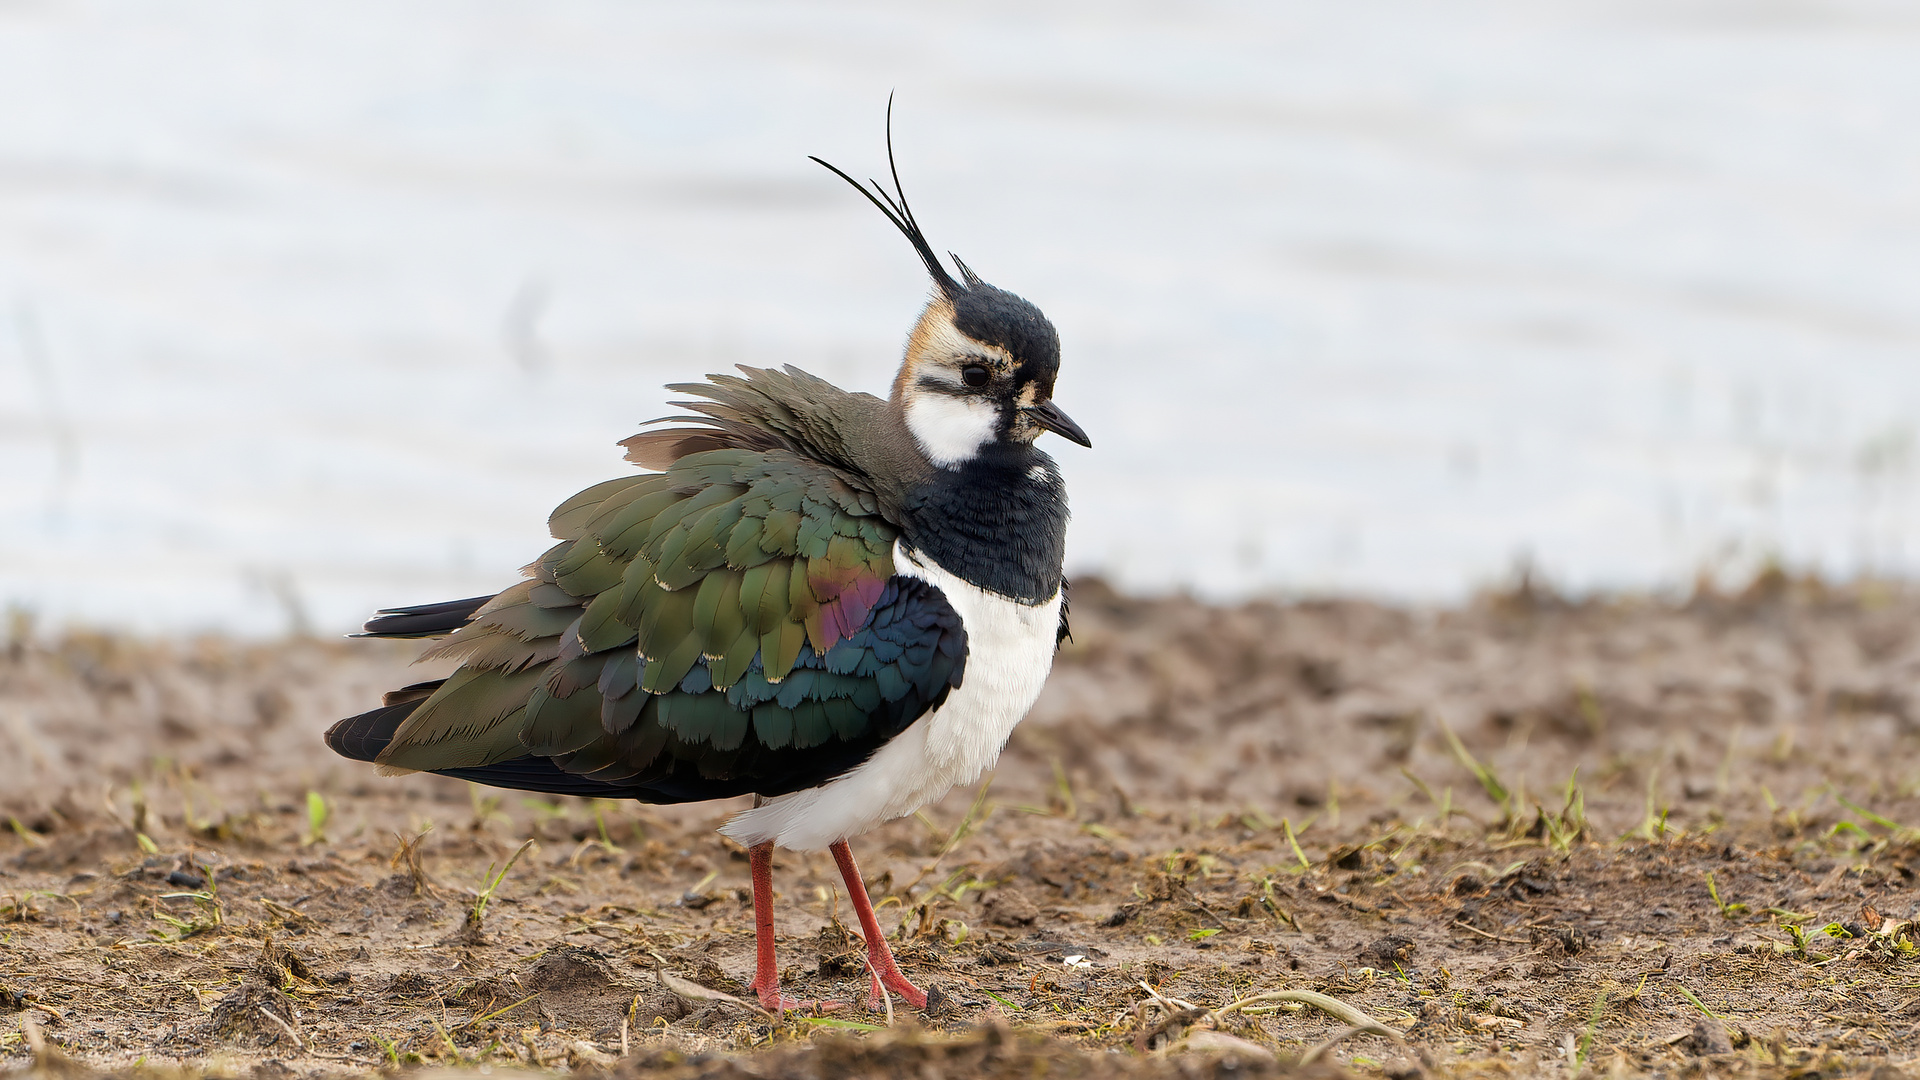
[745,841,835,1012]
[829,839,927,1009]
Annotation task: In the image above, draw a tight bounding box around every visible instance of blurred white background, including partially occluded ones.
[3,0,1918,634]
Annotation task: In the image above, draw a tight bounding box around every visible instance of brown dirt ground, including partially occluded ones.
[4,572,1920,1080]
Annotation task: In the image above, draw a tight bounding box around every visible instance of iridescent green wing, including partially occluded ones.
[373,448,897,774]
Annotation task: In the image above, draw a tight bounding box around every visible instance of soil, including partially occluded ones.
[4,572,1919,1079]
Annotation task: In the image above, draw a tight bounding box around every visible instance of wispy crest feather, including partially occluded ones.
[810,96,969,300]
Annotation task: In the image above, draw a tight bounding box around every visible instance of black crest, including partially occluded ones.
[811,96,970,302]
[813,101,1061,385]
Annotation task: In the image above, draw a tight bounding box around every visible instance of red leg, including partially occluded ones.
[745,841,835,1012]
[829,839,927,1009]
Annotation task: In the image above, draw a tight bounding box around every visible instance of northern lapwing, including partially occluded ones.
[325,114,1090,1012]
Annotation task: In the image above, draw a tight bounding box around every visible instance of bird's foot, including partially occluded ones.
[863,960,928,1011]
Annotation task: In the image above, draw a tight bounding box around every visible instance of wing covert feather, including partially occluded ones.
[373,441,961,802]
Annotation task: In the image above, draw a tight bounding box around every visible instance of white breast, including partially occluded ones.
[718,540,1061,852]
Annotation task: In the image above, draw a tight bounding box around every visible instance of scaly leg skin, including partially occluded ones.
[745,841,838,1013]
[830,839,928,1009]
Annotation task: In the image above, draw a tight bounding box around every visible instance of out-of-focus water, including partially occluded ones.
[2,1,1917,634]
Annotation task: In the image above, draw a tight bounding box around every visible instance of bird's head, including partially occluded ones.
[813,116,1091,470]
[891,279,1088,468]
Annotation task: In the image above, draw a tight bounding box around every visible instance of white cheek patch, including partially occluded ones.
[905,393,1000,468]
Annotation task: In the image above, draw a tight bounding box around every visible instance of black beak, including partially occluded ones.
[1024,401,1092,448]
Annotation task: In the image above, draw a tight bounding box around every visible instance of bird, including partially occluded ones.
[324,115,1090,1013]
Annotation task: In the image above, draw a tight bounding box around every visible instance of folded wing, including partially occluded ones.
[328,446,966,803]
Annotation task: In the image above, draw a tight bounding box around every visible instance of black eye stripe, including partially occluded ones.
[915,364,999,395]
[914,374,960,394]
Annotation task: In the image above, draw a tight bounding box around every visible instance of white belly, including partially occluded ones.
[718,540,1061,852]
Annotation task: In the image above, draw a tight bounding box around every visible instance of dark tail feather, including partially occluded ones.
[435,757,656,799]
[327,682,641,799]
[327,676,750,803]
[354,596,492,639]
[325,679,447,762]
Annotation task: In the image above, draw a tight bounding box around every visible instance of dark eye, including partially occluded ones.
[961,364,990,388]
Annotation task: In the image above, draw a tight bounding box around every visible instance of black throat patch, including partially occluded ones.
[899,443,1069,604]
